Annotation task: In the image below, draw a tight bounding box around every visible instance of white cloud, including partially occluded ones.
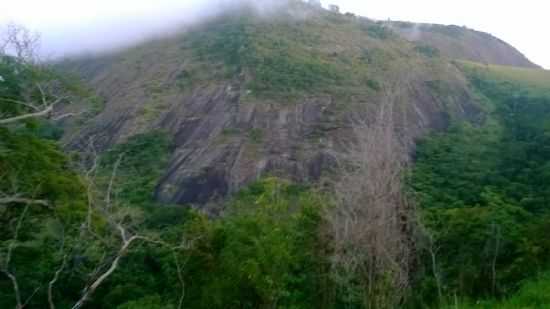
[0,0,548,68]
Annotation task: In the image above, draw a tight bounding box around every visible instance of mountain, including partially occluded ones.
[58,0,538,206]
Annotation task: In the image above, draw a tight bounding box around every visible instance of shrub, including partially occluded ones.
[415,44,441,58]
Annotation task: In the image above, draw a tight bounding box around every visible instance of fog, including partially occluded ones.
[0,0,285,59]
[0,0,548,68]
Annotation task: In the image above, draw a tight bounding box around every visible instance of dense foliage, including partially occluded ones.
[179,179,327,308]
[410,66,550,306]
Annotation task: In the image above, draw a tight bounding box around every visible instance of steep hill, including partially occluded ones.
[60,1,487,205]
[390,21,540,68]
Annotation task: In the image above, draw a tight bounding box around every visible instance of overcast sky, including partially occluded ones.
[0,0,548,68]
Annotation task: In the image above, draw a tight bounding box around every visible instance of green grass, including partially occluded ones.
[448,273,550,308]
[180,3,422,101]
[459,60,550,95]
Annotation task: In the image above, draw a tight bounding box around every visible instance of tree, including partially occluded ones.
[0,23,79,126]
[327,80,415,308]
[0,139,193,309]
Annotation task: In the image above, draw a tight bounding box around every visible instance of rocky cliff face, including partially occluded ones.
[61,2,485,206]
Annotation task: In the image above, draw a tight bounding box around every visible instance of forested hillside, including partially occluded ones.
[409,62,550,307]
[1,1,550,308]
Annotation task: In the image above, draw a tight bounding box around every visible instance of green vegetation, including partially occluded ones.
[423,24,464,38]
[409,62,550,306]
[1,62,330,307]
[0,57,88,309]
[4,5,550,308]
[415,44,441,58]
[185,12,345,99]
[453,273,550,308]
[459,60,550,96]
[247,128,263,143]
[98,131,172,206]
[180,179,326,308]
[181,5,413,101]
[363,24,394,40]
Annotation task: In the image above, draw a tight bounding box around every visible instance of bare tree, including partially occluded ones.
[68,147,194,309]
[0,23,40,63]
[327,81,415,308]
[416,216,444,305]
[0,23,80,126]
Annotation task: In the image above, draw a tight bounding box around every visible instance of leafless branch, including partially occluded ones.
[0,104,54,125]
[0,23,40,62]
[48,227,67,309]
[82,139,99,231]
[0,196,50,207]
[71,231,141,309]
[105,154,123,211]
[174,252,188,309]
[0,83,74,125]
[1,204,31,309]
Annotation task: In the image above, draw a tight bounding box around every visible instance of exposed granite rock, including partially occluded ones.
[65,65,481,206]
[59,6,489,207]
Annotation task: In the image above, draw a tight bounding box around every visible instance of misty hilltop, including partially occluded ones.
[58,0,537,206]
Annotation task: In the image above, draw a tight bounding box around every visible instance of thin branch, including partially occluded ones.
[0,97,42,111]
[83,139,99,231]
[22,286,41,308]
[0,104,54,125]
[48,227,67,309]
[71,233,140,309]
[51,111,85,122]
[0,81,69,125]
[174,252,189,309]
[3,271,23,309]
[0,196,50,207]
[105,154,123,211]
[1,204,31,309]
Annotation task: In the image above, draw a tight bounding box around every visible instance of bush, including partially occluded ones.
[415,44,441,58]
[181,178,327,308]
[98,131,172,206]
[364,24,394,40]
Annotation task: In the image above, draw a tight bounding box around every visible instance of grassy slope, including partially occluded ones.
[59,0,475,143]
[62,1,461,103]
[458,60,550,95]
[181,2,421,100]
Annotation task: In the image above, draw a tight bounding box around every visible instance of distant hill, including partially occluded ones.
[58,0,544,206]
[389,21,540,68]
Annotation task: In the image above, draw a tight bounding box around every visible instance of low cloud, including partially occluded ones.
[1,0,289,59]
